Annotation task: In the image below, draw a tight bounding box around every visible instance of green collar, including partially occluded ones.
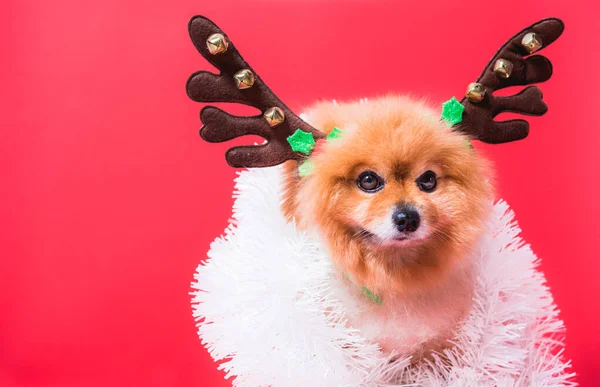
[343,272,382,305]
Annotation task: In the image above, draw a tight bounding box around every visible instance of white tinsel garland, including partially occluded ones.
[191,167,576,387]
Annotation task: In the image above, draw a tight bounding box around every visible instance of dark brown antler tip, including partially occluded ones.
[187,16,240,73]
[199,106,271,143]
[526,18,565,51]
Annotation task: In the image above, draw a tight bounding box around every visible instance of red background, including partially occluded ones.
[2,0,599,386]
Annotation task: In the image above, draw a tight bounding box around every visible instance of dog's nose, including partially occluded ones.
[392,207,420,232]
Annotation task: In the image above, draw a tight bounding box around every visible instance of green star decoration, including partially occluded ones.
[326,127,344,140]
[286,129,316,154]
[298,160,315,177]
[440,96,465,126]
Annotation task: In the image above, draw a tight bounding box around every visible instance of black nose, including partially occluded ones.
[392,207,420,232]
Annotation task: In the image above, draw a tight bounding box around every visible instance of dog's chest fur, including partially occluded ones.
[331,260,475,357]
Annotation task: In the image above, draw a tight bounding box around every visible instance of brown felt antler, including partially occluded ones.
[456,18,565,144]
[186,16,326,168]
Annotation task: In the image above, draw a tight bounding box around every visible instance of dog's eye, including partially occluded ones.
[357,171,384,193]
[416,171,437,192]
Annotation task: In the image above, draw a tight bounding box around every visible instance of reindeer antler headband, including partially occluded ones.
[187,16,564,168]
[186,16,326,168]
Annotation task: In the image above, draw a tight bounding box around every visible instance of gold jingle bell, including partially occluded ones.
[521,32,543,54]
[466,82,486,103]
[493,59,513,79]
[233,69,255,89]
[206,33,228,55]
[264,107,285,127]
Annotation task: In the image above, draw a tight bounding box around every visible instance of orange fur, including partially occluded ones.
[282,95,494,355]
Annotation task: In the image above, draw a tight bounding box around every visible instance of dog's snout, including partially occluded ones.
[392,207,420,233]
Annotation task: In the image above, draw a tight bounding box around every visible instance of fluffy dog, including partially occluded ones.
[281,95,493,358]
[188,15,565,376]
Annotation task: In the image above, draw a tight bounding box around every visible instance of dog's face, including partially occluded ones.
[282,96,493,292]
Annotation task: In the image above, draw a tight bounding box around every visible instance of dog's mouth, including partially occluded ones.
[353,228,420,246]
[386,235,420,246]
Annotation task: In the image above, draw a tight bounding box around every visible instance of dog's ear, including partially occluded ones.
[186,16,326,168]
[450,18,564,144]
